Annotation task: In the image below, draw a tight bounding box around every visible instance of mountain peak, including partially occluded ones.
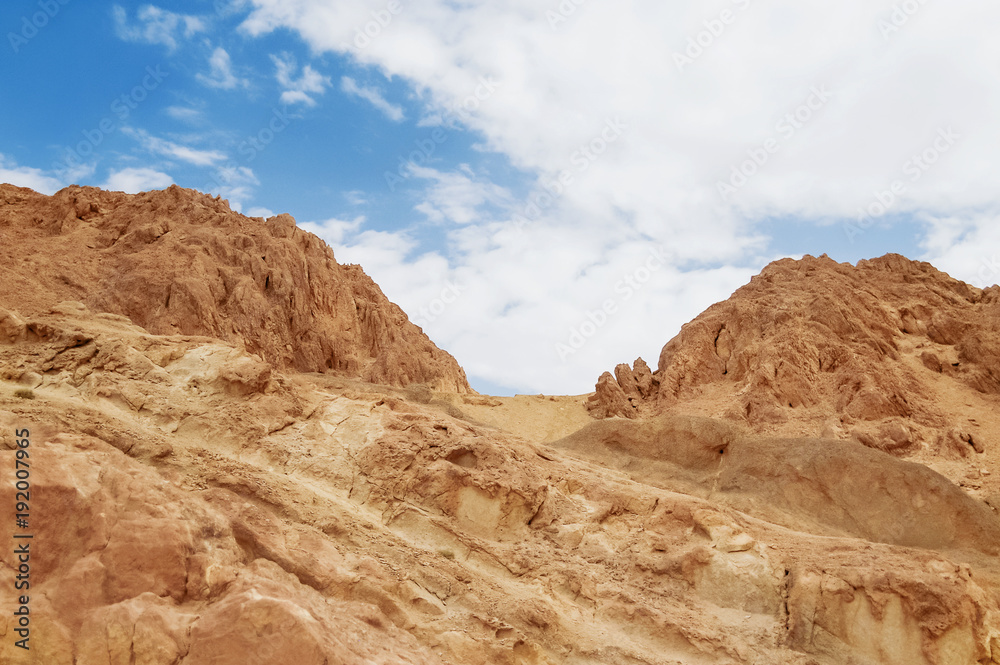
[0,184,471,392]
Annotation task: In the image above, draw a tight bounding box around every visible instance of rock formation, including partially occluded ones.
[589,253,1000,449]
[5,302,1000,665]
[3,188,1000,664]
[0,184,470,392]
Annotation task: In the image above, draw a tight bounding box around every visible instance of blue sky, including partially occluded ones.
[0,1,518,229]
[2,1,999,395]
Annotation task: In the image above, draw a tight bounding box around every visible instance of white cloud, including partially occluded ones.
[344,190,367,206]
[0,154,63,195]
[205,165,259,211]
[918,213,1000,288]
[103,167,174,194]
[197,47,248,90]
[408,164,512,225]
[328,222,769,392]
[214,0,251,19]
[112,4,206,51]
[165,106,204,123]
[238,0,1000,393]
[271,53,330,106]
[239,0,1000,237]
[122,127,225,166]
[246,206,275,218]
[50,157,97,185]
[340,77,404,122]
[299,215,366,247]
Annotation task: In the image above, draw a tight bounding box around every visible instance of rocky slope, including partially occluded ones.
[2,191,1000,665]
[589,254,1000,446]
[0,184,470,392]
[3,302,1000,665]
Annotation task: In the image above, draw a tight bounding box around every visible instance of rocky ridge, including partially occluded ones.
[589,254,1000,448]
[0,184,470,392]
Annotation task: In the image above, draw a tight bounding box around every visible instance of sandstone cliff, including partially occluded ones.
[0,184,470,392]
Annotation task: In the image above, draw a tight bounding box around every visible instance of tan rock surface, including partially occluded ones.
[589,254,1000,496]
[0,184,470,392]
[438,392,594,445]
[0,299,997,664]
[2,188,1000,664]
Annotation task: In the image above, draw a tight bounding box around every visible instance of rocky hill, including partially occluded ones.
[0,184,470,392]
[3,191,1000,665]
[589,254,1000,450]
[5,301,1000,665]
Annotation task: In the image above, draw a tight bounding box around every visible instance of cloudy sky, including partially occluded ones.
[2,0,999,395]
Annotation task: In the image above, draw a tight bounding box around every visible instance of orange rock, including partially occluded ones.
[0,184,470,392]
[586,370,636,418]
[589,254,1000,431]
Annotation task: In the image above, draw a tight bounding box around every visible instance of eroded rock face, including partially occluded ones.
[586,371,636,418]
[3,191,1000,665]
[0,184,470,392]
[588,254,1000,439]
[553,414,1000,553]
[1,296,1000,665]
[786,558,993,665]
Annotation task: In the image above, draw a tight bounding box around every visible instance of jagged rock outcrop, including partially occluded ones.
[0,184,470,392]
[587,358,658,418]
[588,254,1000,450]
[4,305,1000,665]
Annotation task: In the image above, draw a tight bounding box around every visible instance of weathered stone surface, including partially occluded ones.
[11,307,996,665]
[0,184,470,392]
[586,370,636,418]
[2,187,1000,665]
[589,253,1000,444]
